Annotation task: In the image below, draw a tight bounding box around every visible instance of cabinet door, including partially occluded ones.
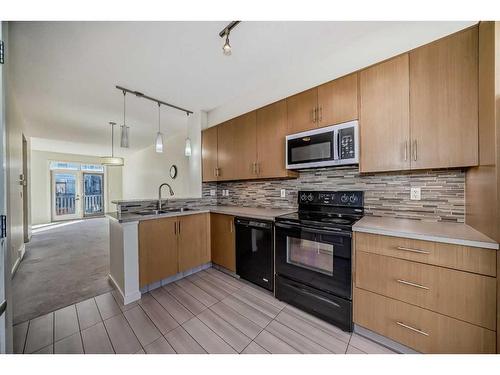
[256,100,294,178]
[232,111,257,180]
[286,87,318,134]
[359,54,410,172]
[210,213,235,272]
[178,213,210,273]
[138,217,178,288]
[217,120,236,181]
[410,27,478,169]
[317,73,358,128]
[201,126,218,182]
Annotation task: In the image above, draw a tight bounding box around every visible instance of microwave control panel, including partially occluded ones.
[338,127,355,159]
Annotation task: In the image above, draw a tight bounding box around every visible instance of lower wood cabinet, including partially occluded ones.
[178,213,210,273]
[139,213,210,288]
[354,288,496,354]
[353,231,497,353]
[210,213,236,272]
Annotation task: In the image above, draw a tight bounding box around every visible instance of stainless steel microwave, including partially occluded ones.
[286,120,359,169]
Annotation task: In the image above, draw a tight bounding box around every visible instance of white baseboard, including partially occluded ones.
[11,244,26,276]
[108,274,141,305]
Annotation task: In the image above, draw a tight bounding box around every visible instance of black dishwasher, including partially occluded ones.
[235,217,274,291]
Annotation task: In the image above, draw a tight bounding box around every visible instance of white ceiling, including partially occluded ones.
[8,21,476,156]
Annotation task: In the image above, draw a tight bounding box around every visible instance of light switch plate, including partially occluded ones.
[410,187,421,200]
[280,189,286,198]
[210,189,216,196]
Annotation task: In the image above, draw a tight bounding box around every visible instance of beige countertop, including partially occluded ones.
[353,216,499,250]
[107,205,296,223]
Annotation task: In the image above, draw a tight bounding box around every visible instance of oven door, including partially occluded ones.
[275,221,352,299]
[286,128,336,169]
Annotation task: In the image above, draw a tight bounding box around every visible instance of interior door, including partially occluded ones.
[83,172,104,217]
[51,170,82,221]
[0,20,10,354]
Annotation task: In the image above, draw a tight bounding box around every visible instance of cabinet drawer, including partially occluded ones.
[355,232,496,276]
[355,251,496,329]
[353,288,496,353]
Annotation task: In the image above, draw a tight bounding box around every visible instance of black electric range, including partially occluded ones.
[274,190,364,332]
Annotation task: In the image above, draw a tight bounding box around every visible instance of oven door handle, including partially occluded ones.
[275,222,352,238]
[286,283,341,308]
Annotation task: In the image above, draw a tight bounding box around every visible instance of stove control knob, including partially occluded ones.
[341,194,349,203]
[300,194,307,201]
[308,194,314,202]
[349,194,358,203]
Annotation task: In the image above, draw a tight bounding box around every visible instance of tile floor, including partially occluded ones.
[13,268,396,354]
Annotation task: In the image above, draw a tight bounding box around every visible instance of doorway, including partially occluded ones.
[50,162,105,222]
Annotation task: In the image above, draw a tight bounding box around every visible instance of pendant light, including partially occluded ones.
[120,90,130,148]
[155,102,164,153]
[101,121,124,166]
[184,113,192,157]
[222,30,231,56]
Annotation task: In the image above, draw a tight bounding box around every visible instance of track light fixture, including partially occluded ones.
[219,21,240,56]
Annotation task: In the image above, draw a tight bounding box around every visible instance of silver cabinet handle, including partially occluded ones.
[319,106,323,123]
[396,321,429,336]
[174,221,177,235]
[396,246,430,255]
[312,108,317,123]
[404,141,408,161]
[396,279,429,290]
[178,220,181,235]
[413,140,417,161]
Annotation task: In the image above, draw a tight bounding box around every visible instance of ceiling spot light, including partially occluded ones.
[219,21,240,56]
[101,121,124,166]
[155,103,164,153]
[184,113,192,157]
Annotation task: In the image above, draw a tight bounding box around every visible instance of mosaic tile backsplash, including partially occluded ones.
[202,166,465,223]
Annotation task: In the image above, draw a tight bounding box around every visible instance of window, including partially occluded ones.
[49,161,104,172]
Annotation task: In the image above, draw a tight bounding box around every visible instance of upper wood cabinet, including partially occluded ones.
[210,213,236,272]
[256,100,297,179]
[317,73,358,128]
[410,27,479,169]
[286,88,318,134]
[359,54,410,173]
[286,75,359,135]
[232,111,257,180]
[201,126,218,182]
[139,216,178,288]
[216,120,236,181]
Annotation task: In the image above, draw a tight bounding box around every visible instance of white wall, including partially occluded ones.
[30,150,123,225]
[122,113,203,200]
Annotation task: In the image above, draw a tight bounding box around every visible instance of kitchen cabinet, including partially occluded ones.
[178,213,210,273]
[201,126,218,182]
[410,26,478,169]
[256,100,298,179]
[216,119,236,181]
[286,75,359,135]
[317,73,358,128]
[210,213,236,272]
[232,111,257,180]
[139,216,178,288]
[286,88,318,134]
[139,213,210,288]
[353,231,497,353]
[359,54,410,173]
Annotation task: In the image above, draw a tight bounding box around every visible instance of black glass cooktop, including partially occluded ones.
[276,211,362,229]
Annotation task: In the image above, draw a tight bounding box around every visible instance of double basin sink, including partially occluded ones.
[135,207,198,216]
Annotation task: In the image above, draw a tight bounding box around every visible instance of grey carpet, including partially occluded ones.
[12,218,113,325]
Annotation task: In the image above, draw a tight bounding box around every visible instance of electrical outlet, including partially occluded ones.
[280,189,286,198]
[410,187,421,200]
[225,190,229,196]
[210,189,216,196]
